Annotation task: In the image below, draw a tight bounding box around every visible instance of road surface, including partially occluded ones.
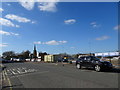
[1,62,119,89]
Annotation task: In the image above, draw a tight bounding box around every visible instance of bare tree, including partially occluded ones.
[2,51,15,60]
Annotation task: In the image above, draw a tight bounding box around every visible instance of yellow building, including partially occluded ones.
[44,55,61,62]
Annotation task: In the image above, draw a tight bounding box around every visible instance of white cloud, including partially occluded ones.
[0,43,8,47]
[18,0,35,10]
[114,25,120,30]
[34,41,41,44]
[96,36,110,41]
[7,3,11,6]
[5,14,31,23]
[90,22,100,28]
[44,40,67,45]
[90,22,96,25]
[34,40,67,45]
[38,0,59,12]
[64,19,76,24]
[10,32,19,36]
[0,30,19,36]
[18,0,59,12]
[16,25,20,28]
[0,18,20,27]
[0,8,4,12]
[31,21,37,24]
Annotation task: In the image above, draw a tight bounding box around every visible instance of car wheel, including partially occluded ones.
[95,65,101,72]
[76,64,81,69]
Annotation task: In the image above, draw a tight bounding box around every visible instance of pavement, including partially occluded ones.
[1,62,119,89]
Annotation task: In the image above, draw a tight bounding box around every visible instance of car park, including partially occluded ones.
[76,56,113,72]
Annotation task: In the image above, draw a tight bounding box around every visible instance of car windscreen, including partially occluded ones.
[79,57,85,60]
[91,57,100,61]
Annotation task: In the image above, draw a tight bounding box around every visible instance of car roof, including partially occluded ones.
[80,56,95,58]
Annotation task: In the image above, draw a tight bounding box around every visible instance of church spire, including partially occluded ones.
[34,44,36,51]
[33,44,37,58]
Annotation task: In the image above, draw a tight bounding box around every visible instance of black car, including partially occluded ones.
[76,56,113,72]
[2,59,14,63]
[62,59,68,62]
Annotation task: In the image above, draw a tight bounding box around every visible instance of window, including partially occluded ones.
[91,56,100,61]
[86,57,91,61]
[80,57,85,60]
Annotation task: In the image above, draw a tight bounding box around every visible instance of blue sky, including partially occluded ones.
[0,2,118,54]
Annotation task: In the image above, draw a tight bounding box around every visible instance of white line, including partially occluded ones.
[6,69,13,75]
[7,69,11,74]
[12,69,15,71]
[16,70,22,74]
[2,71,6,80]
[16,68,22,73]
[4,70,7,76]
[21,67,28,73]
[17,68,21,70]
[27,69,37,72]
[11,71,18,75]
[9,69,18,75]
[4,70,12,90]
[10,71,49,78]
[22,67,27,70]
[17,68,26,74]
[7,69,13,75]
[7,70,10,72]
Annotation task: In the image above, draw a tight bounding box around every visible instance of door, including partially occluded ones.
[82,57,88,67]
[85,57,92,67]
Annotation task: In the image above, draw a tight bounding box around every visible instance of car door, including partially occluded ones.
[79,57,85,66]
[82,57,88,67]
[85,56,92,67]
[90,57,98,67]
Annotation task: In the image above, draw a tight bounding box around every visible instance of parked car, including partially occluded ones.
[2,59,14,63]
[12,58,25,62]
[76,56,113,72]
[62,59,68,62]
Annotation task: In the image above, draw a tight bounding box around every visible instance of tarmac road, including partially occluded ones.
[2,62,119,89]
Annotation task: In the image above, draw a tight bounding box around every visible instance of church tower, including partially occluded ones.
[33,44,37,58]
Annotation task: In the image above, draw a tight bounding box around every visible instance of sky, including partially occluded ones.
[0,1,119,55]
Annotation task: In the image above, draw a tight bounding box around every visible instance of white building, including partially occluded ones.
[95,52,119,57]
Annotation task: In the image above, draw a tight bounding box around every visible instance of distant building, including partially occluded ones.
[44,54,62,62]
[30,45,38,61]
[33,44,37,58]
[95,52,119,57]
[78,53,95,58]
[30,45,49,61]
[38,52,48,61]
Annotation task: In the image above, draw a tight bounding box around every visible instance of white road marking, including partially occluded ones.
[6,69,12,75]
[6,67,38,78]
[9,69,18,75]
[27,69,37,72]
[12,69,15,70]
[9,71,49,78]
[16,70,22,74]
[4,70,12,90]
[2,71,6,80]
[16,68,26,74]
[21,67,28,73]
[7,69,9,72]
[22,67,27,70]
[11,71,18,75]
